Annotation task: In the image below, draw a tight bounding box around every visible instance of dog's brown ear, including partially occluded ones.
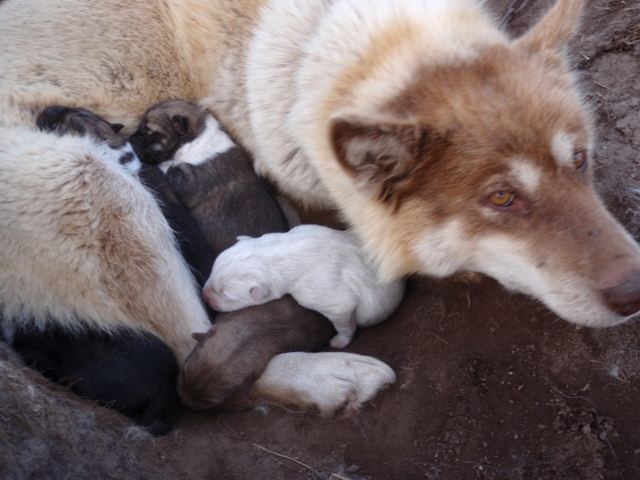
[330,114,424,205]
[515,0,583,52]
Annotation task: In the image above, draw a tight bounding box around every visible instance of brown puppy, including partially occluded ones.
[178,295,335,410]
[130,99,289,257]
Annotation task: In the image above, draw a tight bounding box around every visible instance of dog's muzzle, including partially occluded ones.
[602,269,640,317]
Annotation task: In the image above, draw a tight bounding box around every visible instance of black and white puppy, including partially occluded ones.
[37,105,142,173]
[129,99,290,257]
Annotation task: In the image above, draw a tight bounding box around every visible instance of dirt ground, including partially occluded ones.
[2,0,640,479]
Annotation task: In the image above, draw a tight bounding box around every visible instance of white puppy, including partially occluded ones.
[203,225,406,348]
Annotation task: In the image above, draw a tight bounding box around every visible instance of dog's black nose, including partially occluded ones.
[36,105,71,132]
[603,269,640,317]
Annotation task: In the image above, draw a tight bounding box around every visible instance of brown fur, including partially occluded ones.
[329,41,637,295]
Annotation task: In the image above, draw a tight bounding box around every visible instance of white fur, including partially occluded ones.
[472,234,632,327]
[203,225,406,348]
[510,160,542,193]
[551,131,581,167]
[159,115,234,173]
[410,220,471,278]
[251,351,397,414]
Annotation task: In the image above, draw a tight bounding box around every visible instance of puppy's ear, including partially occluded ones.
[110,123,125,133]
[171,115,189,136]
[192,332,209,343]
[330,113,425,205]
[250,285,269,303]
[514,0,583,53]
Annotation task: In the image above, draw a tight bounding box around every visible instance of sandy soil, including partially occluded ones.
[2,0,640,479]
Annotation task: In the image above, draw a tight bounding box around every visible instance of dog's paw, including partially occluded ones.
[250,351,396,414]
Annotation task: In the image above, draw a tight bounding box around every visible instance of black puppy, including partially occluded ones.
[129,99,289,257]
[10,324,179,436]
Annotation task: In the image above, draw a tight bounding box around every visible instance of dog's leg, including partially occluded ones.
[328,311,358,349]
[249,351,396,415]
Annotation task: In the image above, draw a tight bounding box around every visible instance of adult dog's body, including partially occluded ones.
[0,126,211,364]
[1,0,640,412]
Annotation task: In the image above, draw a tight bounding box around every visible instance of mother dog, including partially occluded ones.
[1,0,639,397]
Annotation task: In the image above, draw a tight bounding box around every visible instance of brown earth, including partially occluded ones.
[2,0,640,479]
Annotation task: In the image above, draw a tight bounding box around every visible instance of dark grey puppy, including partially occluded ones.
[129,99,289,257]
[37,105,126,145]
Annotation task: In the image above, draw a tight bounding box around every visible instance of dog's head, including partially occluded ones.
[129,99,207,165]
[202,236,274,312]
[37,106,126,149]
[323,0,640,326]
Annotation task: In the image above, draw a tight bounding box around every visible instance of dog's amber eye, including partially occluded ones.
[573,150,587,170]
[489,190,515,207]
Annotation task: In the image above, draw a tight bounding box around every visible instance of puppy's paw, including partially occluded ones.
[329,333,352,349]
[164,163,196,204]
[250,351,396,415]
[165,162,192,180]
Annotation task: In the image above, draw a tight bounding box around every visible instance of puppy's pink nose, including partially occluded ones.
[602,269,640,317]
[202,285,218,310]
